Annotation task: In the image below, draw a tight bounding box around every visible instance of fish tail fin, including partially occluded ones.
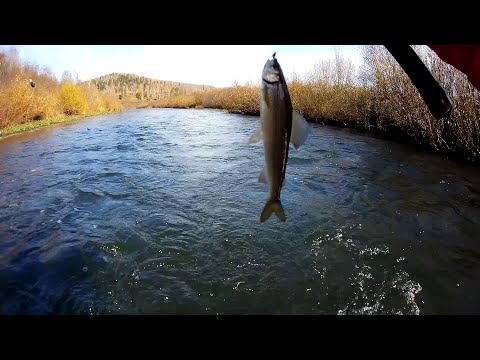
[260,198,286,223]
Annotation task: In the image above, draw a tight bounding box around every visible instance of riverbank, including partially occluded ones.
[148,46,480,165]
[1,48,124,137]
[0,110,122,139]
[150,92,480,166]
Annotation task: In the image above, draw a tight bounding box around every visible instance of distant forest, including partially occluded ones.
[86,73,215,102]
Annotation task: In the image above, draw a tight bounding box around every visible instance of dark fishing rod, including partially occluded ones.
[385,44,452,120]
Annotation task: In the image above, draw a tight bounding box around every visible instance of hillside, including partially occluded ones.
[84,73,215,103]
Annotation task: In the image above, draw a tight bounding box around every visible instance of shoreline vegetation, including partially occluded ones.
[0,112,117,138]
[148,46,480,165]
[0,49,123,139]
[1,46,479,165]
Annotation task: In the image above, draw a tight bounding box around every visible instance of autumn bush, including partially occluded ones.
[59,83,88,115]
[0,48,123,131]
[103,94,123,112]
[79,83,105,113]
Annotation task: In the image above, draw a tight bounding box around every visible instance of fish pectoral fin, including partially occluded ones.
[260,198,286,223]
[291,109,310,150]
[258,168,268,184]
[248,127,263,144]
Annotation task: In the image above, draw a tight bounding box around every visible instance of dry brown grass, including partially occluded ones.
[150,94,200,109]
[360,45,480,161]
[151,46,480,163]
[102,94,123,112]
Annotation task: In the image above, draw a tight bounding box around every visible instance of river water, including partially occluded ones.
[1,108,479,314]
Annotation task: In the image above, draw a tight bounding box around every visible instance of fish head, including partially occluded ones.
[262,56,282,84]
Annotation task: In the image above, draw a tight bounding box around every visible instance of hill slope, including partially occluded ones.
[85,73,215,102]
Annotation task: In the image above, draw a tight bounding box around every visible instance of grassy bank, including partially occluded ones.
[150,46,480,164]
[0,111,120,138]
[0,48,123,136]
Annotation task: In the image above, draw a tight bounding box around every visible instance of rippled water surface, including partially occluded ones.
[1,108,480,314]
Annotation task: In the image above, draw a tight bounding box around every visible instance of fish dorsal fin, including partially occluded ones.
[291,109,309,150]
[248,127,263,144]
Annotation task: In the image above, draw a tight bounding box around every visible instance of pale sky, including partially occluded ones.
[0,45,363,88]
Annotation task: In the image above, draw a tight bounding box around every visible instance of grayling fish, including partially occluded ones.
[249,53,309,222]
